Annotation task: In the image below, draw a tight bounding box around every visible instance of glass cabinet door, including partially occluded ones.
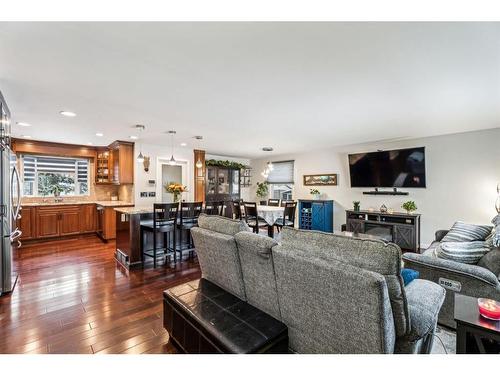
[207,167,217,195]
[217,169,229,194]
[230,169,240,195]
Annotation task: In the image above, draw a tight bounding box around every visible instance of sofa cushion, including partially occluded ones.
[190,227,246,300]
[280,227,410,337]
[437,241,491,264]
[477,248,500,279]
[234,231,281,320]
[441,221,493,243]
[197,213,250,236]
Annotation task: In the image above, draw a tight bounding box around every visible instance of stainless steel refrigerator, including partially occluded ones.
[1,91,21,296]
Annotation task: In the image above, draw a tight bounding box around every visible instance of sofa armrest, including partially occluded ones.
[434,230,449,242]
[404,279,445,340]
[403,252,500,287]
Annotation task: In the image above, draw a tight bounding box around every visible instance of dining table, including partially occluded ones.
[256,204,284,237]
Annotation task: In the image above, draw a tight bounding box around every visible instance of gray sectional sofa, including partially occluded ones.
[403,229,500,328]
[190,214,445,354]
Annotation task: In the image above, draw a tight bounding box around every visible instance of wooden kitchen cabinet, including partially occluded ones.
[59,206,81,236]
[110,141,134,185]
[35,205,82,239]
[80,204,96,233]
[17,206,36,240]
[36,207,60,239]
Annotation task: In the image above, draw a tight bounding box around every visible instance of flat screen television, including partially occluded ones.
[348,147,426,188]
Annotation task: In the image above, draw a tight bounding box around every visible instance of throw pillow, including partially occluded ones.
[437,241,491,264]
[401,268,419,286]
[492,215,500,247]
[441,221,493,243]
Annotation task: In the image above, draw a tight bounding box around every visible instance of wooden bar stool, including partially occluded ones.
[176,202,203,261]
[140,203,178,268]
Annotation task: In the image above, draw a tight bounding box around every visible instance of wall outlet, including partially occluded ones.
[140,192,148,197]
[148,192,156,197]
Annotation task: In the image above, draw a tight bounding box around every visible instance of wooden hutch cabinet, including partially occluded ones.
[206,166,240,217]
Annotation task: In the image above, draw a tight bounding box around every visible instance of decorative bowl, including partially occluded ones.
[478,298,500,320]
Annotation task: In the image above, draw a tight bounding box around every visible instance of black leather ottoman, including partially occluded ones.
[163,278,288,353]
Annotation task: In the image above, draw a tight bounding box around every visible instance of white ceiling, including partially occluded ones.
[1,22,499,158]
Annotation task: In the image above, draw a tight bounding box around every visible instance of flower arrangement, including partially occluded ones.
[165,182,188,203]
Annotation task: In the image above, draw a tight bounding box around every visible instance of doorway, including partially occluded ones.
[161,165,183,203]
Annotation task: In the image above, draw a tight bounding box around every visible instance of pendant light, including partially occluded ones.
[168,130,177,166]
[135,124,145,163]
[194,135,203,169]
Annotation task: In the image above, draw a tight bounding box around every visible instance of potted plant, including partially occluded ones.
[256,181,269,201]
[353,201,360,211]
[52,185,62,198]
[165,182,188,203]
[402,201,417,214]
[310,188,321,200]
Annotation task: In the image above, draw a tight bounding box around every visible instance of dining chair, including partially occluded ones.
[259,200,267,206]
[140,203,178,268]
[274,201,297,232]
[177,201,203,260]
[268,198,280,207]
[243,202,269,234]
[204,201,224,216]
[232,200,243,220]
[280,200,295,207]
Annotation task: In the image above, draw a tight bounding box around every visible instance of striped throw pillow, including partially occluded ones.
[437,241,491,264]
[441,221,493,243]
[492,215,500,247]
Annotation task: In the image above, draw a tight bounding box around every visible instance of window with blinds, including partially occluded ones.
[22,155,90,197]
[266,160,294,200]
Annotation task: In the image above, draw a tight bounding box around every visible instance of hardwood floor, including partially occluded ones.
[0,235,201,354]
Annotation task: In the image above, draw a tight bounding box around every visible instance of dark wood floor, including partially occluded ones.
[0,235,201,354]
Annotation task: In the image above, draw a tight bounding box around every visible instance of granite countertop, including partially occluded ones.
[22,200,134,207]
[114,206,154,215]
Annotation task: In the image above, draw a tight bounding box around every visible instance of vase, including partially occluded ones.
[313,194,320,200]
[173,193,180,203]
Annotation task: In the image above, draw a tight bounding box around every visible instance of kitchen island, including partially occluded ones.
[115,206,155,270]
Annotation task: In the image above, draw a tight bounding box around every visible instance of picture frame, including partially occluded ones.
[303,173,338,186]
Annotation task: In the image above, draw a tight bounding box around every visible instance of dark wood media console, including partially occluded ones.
[345,210,421,253]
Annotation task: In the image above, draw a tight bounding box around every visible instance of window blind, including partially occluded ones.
[22,155,90,182]
[266,160,294,184]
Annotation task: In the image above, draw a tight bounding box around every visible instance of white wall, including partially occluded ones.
[134,143,195,206]
[249,128,500,246]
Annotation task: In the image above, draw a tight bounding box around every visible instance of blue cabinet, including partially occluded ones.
[298,200,334,232]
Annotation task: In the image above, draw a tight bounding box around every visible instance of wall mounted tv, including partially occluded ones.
[348,147,426,188]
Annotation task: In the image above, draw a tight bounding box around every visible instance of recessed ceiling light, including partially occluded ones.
[22,135,31,139]
[130,135,138,140]
[180,142,187,147]
[16,122,31,127]
[95,132,104,137]
[87,142,93,145]
[60,111,76,117]
[262,147,274,152]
